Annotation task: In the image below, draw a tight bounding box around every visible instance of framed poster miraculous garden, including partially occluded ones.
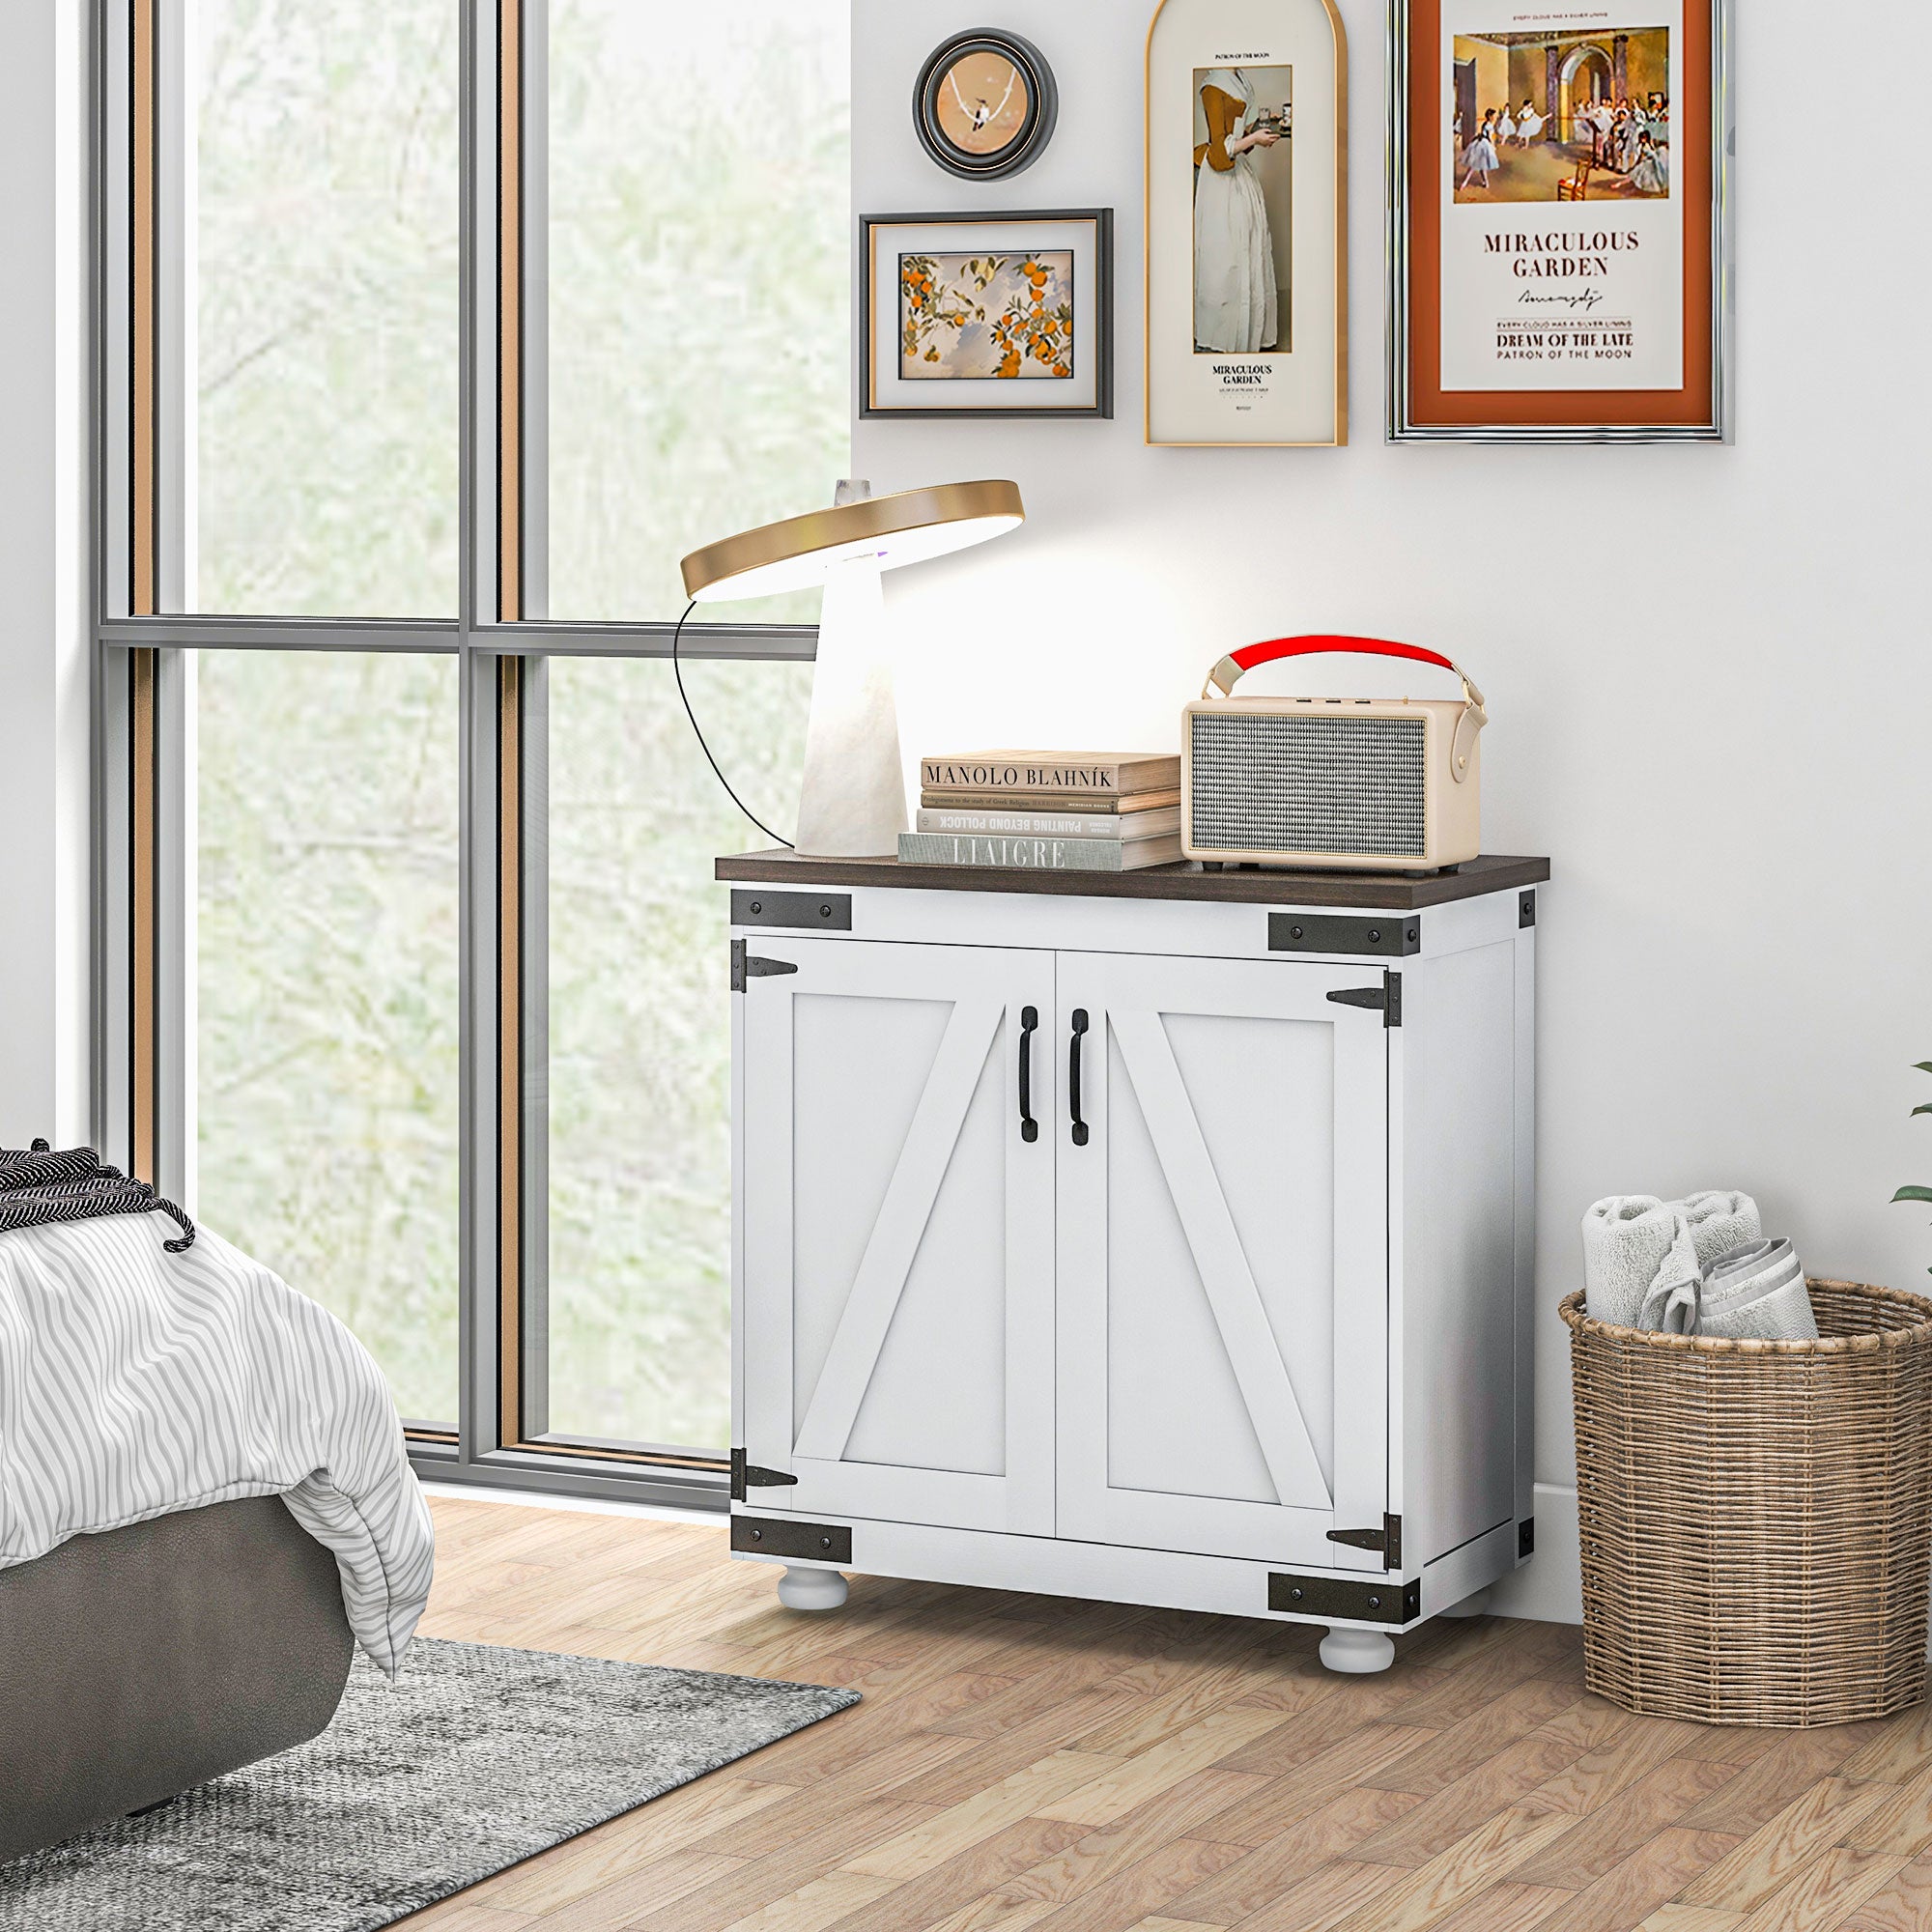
[1146,0,1349,447]
[1388,0,1731,441]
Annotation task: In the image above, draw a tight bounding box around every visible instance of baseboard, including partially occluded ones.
[1484,1482,1582,1625]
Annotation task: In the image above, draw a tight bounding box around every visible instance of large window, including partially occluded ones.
[192,651,462,1427]
[190,0,461,616]
[102,0,847,1502]
[540,658,811,1451]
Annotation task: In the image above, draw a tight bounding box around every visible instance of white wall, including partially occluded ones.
[0,0,90,1150]
[855,0,1932,1530]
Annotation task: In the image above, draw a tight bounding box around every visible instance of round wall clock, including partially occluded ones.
[914,31,1058,182]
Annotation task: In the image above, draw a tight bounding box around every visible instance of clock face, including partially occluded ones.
[933,50,1031,158]
[915,32,1056,181]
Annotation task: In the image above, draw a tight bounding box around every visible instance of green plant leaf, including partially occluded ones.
[1896,1187,1932,1204]
[1915,1103,1932,1117]
[1916,1063,1932,1074]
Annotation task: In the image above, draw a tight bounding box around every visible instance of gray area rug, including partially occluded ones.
[0,1636,858,1932]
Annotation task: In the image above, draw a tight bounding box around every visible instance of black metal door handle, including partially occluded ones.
[1018,1006,1039,1143]
[1068,1009,1091,1147]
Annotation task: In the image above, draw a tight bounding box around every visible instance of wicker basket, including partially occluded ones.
[1562,1279,1932,1728]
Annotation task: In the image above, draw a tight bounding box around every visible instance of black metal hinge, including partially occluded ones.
[729,1448,800,1503]
[730,940,800,993]
[1326,969,1402,1028]
[1325,1514,1403,1569]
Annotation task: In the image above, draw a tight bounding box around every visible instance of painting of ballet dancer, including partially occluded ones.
[1452,27,1671,204]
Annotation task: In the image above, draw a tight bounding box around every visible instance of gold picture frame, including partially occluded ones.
[1146,0,1349,447]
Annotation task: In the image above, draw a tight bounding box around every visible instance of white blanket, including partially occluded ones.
[0,1213,434,1674]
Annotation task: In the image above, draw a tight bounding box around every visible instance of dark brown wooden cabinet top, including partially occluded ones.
[716,850,1549,912]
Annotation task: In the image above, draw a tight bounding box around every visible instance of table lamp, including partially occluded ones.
[680,478,1025,858]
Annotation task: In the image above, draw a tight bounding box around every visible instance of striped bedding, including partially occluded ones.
[0,1213,435,1674]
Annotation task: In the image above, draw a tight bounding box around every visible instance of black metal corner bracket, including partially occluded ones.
[1269,914,1422,958]
[1268,1572,1422,1626]
[730,1515,853,1564]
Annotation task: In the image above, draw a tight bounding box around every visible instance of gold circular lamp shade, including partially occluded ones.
[680,479,1024,605]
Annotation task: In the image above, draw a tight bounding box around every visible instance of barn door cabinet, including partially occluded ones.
[721,852,1546,1672]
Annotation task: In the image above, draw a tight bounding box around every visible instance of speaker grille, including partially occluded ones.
[1191,714,1428,858]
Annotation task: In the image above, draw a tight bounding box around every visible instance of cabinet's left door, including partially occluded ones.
[737,937,1057,1536]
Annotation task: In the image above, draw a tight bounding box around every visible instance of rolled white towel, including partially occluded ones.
[1582,1197,1679,1327]
[1582,1192,1763,1328]
[1679,1191,1764,1272]
[1696,1237,1819,1341]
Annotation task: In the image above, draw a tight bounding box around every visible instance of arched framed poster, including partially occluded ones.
[1388,0,1731,441]
[1146,0,1349,447]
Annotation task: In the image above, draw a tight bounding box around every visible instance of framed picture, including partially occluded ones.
[1146,0,1349,448]
[860,211,1114,420]
[1388,0,1731,441]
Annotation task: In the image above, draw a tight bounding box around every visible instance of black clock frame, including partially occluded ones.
[913,30,1059,182]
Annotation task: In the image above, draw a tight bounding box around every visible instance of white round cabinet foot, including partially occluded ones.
[1439,1587,1493,1620]
[1320,1627,1397,1675]
[776,1566,848,1612]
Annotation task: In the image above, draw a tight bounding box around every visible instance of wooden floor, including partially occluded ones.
[405,1496,1932,1932]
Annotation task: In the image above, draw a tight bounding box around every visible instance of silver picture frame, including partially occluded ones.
[1386,0,1733,443]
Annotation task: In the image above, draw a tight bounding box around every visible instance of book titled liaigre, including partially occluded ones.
[897,833,1184,873]
[920,752,1181,798]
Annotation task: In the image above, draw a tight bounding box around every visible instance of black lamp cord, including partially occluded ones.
[672,597,795,850]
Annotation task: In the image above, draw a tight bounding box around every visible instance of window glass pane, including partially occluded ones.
[192,651,461,1425]
[542,656,810,1447]
[190,0,459,616]
[545,3,851,625]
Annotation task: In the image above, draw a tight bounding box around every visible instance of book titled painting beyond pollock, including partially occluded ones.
[917,805,1183,840]
[897,833,1184,873]
[919,752,1182,798]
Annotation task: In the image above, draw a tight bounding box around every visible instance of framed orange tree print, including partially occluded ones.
[861,212,1114,420]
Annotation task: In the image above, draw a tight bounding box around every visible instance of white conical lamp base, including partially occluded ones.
[793,560,906,859]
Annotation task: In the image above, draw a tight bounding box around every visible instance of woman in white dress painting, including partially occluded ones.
[1497,102,1518,146]
[1193,69,1281,354]
[1460,110,1500,191]
[1513,97,1545,145]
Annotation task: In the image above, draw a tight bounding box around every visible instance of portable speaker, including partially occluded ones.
[1183,636,1488,872]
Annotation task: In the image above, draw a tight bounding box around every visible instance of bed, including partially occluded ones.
[0,1496,355,1861]
[0,1203,435,1861]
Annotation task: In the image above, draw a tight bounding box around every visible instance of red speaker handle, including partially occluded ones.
[1200,635,1488,783]
[1238,635,1457,677]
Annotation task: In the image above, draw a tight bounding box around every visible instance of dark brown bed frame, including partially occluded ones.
[0,1495,354,1861]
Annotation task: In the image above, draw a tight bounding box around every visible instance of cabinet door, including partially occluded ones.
[1055,952,1389,1571]
[740,938,1056,1536]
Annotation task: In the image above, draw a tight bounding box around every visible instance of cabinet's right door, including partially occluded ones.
[1055,952,1389,1572]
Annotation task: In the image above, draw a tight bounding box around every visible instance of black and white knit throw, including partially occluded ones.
[0,1140,195,1252]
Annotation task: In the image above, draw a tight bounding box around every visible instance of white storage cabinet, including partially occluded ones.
[722,854,1544,1671]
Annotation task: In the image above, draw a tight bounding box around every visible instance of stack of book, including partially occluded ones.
[899,753,1184,873]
